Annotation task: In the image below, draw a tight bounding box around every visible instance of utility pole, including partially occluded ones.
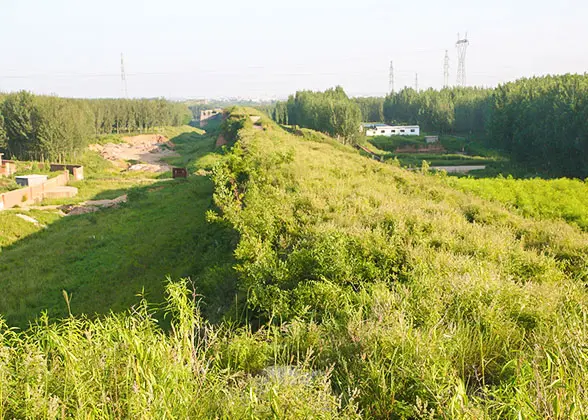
[415,73,419,92]
[443,50,450,88]
[389,60,394,94]
[120,53,128,98]
[456,33,469,87]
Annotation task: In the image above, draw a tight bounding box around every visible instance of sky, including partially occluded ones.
[1,0,587,99]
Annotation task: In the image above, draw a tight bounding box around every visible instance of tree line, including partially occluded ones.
[0,91,191,162]
[272,86,362,144]
[269,74,588,177]
[486,74,588,177]
[378,87,492,134]
[374,76,588,176]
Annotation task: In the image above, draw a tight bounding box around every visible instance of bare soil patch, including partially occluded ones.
[90,134,179,172]
[61,195,128,216]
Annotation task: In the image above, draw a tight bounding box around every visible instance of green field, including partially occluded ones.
[365,133,506,170]
[449,175,588,231]
[0,126,237,326]
[0,111,587,417]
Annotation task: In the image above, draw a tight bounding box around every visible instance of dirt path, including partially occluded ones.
[89,134,179,173]
[430,165,486,173]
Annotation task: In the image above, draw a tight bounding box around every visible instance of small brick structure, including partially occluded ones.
[50,163,84,180]
[0,153,15,177]
[172,167,188,179]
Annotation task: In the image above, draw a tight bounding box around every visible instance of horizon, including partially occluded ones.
[2,0,588,100]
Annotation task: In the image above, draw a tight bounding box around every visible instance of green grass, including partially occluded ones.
[0,209,62,247]
[0,126,234,326]
[1,111,588,418]
[0,177,19,193]
[449,175,588,231]
[209,110,588,417]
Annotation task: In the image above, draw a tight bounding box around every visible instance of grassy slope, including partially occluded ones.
[1,112,588,417]
[211,109,588,417]
[0,127,236,326]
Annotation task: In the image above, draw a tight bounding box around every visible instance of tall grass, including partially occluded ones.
[2,110,588,418]
[0,280,356,418]
[208,109,588,417]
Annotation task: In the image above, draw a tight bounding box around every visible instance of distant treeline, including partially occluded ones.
[487,75,588,177]
[269,74,588,177]
[272,86,362,143]
[384,87,490,134]
[0,91,191,161]
[186,99,276,123]
[376,75,588,177]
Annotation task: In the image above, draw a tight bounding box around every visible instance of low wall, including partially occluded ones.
[0,171,70,210]
[50,164,84,180]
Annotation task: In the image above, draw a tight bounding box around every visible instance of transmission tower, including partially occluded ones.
[443,50,450,88]
[415,73,418,92]
[455,33,469,87]
[120,53,128,98]
[388,60,394,94]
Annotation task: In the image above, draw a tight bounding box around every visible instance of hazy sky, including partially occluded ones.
[1,0,587,99]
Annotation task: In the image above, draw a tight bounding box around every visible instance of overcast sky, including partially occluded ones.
[1,0,587,99]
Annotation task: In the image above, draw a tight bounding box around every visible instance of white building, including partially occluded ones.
[362,123,420,137]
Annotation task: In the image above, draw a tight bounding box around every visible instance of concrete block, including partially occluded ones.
[15,174,48,187]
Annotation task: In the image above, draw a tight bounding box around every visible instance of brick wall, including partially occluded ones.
[0,171,70,210]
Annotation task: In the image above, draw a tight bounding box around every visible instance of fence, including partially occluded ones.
[0,171,70,210]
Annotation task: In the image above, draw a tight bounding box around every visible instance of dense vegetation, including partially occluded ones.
[486,74,588,177]
[353,97,385,122]
[1,109,588,417]
[264,75,588,178]
[377,74,588,177]
[0,92,191,161]
[383,87,491,134]
[210,110,588,417]
[272,86,362,144]
[451,176,588,231]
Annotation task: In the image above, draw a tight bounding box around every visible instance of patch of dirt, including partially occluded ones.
[15,213,43,226]
[61,195,128,216]
[90,134,179,173]
[215,134,227,147]
[127,163,164,172]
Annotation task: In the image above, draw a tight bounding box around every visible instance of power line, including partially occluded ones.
[456,32,469,86]
[443,50,450,88]
[389,60,394,94]
[120,53,128,98]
